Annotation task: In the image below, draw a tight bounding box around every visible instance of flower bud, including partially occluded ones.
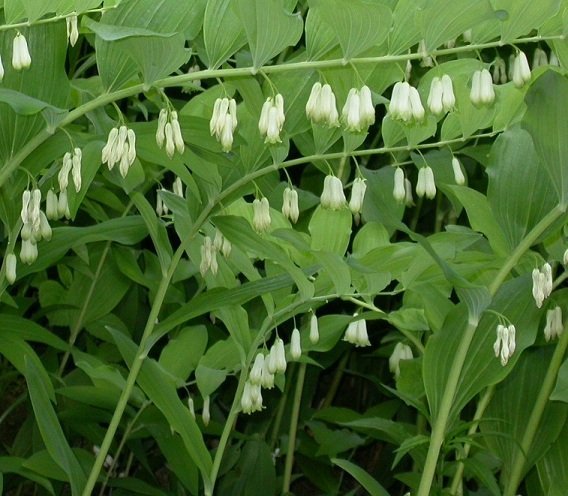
[408,86,425,121]
[102,127,119,169]
[451,157,465,185]
[492,57,507,84]
[156,109,168,148]
[309,312,319,344]
[389,342,413,379]
[479,69,495,105]
[416,166,436,199]
[170,112,185,154]
[187,396,195,419]
[512,51,531,88]
[549,51,560,66]
[38,211,52,241]
[349,177,367,215]
[20,190,31,224]
[427,77,444,115]
[282,187,299,223]
[532,268,545,308]
[532,48,548,69]
[66,15,79,47]
[542,263,553,298]
[393,167,406,202]
[72,148,82,192]
[5,253,17,284]
[58,190,71,219]
[165,122,175,159]
[252,197,271,232]
[46,189,59,220]
[440,75,455,112]
[290,328,302,360]
[544,307,563,341]
[563,248,568,266]
[173,176,184,198]
[202,395,210,426]
[249,353,265,385]
[12,33,31,71]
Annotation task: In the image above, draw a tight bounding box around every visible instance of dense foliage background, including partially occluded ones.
[1,0,568,495]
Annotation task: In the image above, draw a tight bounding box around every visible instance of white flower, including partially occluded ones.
[310,312,319,344]
[492,57,507,84]
[416,166,436,199]
[164,122,175,158]
[427,77,444,115]
[512,51,531,88]
[471,69,495,106]
[440,75,456,112]
[249,353,265,385]
[210,97,237,152]
[544,307,563,341]
[269,337,287,374]
[156,109,168,148]
[290,328,302,359]
[156,190,167,217]
[173,176,184,198]
[532,267,546,308]
[5,253,17,284]
[282,187,299,223]
[260,357,275,389]
[563,248,568,266]
[389,342,413,379]
[200,236,218,276]
[66,14,79,47]
[259,96,285,144]
[102,126,136,177]
[306,82,340,127]
[58,152,72,191]
[532,48,548,69]
[451,157,465,185]
[408,85,425,121]
[390,82,423,122]
[187,396,195,419]
[72,148,82,192]
[58,189,71,219]
[550,51,560,66]
[170,112,185,154]
[349,177,367,215]
[46,189,58,220]
[202,395,210,426]
[20,239,38,265]
[252,197,271,232]
[0,55,4,82]
[214,229,232,258]
[241,381,263,414]
[341,86,375,132]
[12,33,31,71]
[542,263,553,298]
[343,317,370,347]
[320,175,346,210]
[404,178,414,207]
[393,167,406,202]
[38,211,52,241]
[493,324,515,366]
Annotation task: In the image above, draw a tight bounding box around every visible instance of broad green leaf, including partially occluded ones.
[25,357,86,495]
[159,326,208,385]
[361,166,405,233]
[109,328,213,484]
[444,185,509,256]
[331,458,390,496]
[309,206,352,255]
[83,17,177,40]
[0,456,54,495]
[551,357,568,402]
[487,128,558,251]
[483,348,568,483]
[131,192,173,274]
[234,441,277,496]
[424,276,542,425]
[388,0,426,54]
[312,251,351,295]
[236,0,303,69]
[0,315,68,350]
[309,0,392,60]
[0,89,65,116]
[417,0,495,50]
[537,420,568,495]
[203,0,247,68]
[491,0,562,42]
[305,6,339,60]
[523,71,568,205]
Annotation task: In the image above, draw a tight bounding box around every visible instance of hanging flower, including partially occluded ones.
[493,324,516,366]
[320,175,346,210]
[393,167,406,203]
[341,86,375,132]
[343,317,371,347]
[470,69,495,106]
[5,253,17,284]
[241,381,263,414]
[268,337,287,374]
[492,57,507,84]
[249,353,265,385]
[12,33,31,71]
[290,328,302,359]
[416,166,436,199]
[390,82,424,123]
[389,343,413,379]
[252,197,271,232]
[451,157,465,185]
[210,97,237,152]
[282,187,299,223]
[66,14,79,47]
[213,229,232,258]
[259,94,285,144]
[306,82,340,127]
[512,51,531,88]
[310,312,319,344]
[102,125,137,177]
[200,236,218,276]
[156,110,185,158]
[349,177,367,216]
[544,307,563,341]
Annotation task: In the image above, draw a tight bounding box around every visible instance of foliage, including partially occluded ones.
[0,1,568,495]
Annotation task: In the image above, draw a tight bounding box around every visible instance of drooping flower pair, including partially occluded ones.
[259,94,285,144]
[470,69,495,106]
[20,189,52,265]
[389,81,425,123]
[493,324,516,366]
[306,82,339,127]
[156,109,185,158]
[532,263,553,308]
[210,97,237,152]
[343,316,370,347]
[342,86,375,132]
[427,75,455,115]
[58,148,83,193]
[12,33,31,71]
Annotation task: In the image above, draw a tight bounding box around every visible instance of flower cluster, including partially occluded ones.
[389,342,413,379]
[492,57,507,84]
[416,166,436,199]
[511,51,531,88]
[156,109,185,158]
[306,82,339,127]
[252,197,271,232]
[210,97,237,152]
[470,69,495,106]
[389,82,425,123]
[341,86,375,132]
[493,324,516,366]
[282,187,299,223]
[46,188,70,221]
[427,75,455,115]
[343,317,370,347]
[20,189,52,265]
[101,126,137,178]
[259,94,285,144]
[12,33,31,71]
[532,263,553,308]
[58,148,82,193]
[544,307,563,341]
[320,175,346,210]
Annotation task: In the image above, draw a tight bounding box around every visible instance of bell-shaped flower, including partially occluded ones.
[416,166,436,199]
[310,312,319,344]
[259,94,285,144]
[5,253,17,284]
[320,175,346,210]
[492,57,507,84]
[390,82,423,122]
[268,337,287,374]
[389,342,413,379]
[252,197,271,232]
[512,51,531,88]
[249,353,265,385]
[393,167,406,202]
[46,189,59,220]
[307,82,340,127]
[341,86,375,132]
[290,328,302,360]
[343,317,371,347]
[451,157,465,185]
[544,306,563,341]
[349,177,367,215]
[282,187,299,223]
[241,381,263,414]
[12,33,31,71]
[210,97,237,152]
[200,236,218,276]
[66,14,79,47]
[427,77,444,115]
[440,75,456,112]
[532,48,548,69]
[470,69,495,106]
[493,324,516,366]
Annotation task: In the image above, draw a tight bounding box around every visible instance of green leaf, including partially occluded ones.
[388,0,426,54]
[551,357,568,402]
[25,357,86,496]
[309,206,352,255]
[159,326,208,385]
[487,128,558,251]
[331,458,390,496]
[108,328,213,485]
[537,420,568,495]
[131,192,173,274]
[203,0,247,68]
[236,0,303,69]
[0,89,66,116]
[0,456,54,495]
[312,251,351,295]
[523,71,568,205]
[491,0,562,42]
[0,315,68,350]
[83,17,177,40]
[309,0,392,60]
[305,6,339,60]
[444,185,509,256]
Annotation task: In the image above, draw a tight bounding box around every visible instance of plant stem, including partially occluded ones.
[282,362,307,495]
[503,323,568,496]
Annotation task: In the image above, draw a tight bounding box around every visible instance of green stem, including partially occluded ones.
[282,362,307,495]
[321,352,349,409]
[418,203,567,496]
[503,322,568,496]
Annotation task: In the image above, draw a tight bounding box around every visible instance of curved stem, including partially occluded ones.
[503,322,568,496]
[282,362,307,495]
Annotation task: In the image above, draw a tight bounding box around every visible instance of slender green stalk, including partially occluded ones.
[503,323,568,496]
[321,352,349,409]
[282,362,307,495]
[417,203,567,495]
